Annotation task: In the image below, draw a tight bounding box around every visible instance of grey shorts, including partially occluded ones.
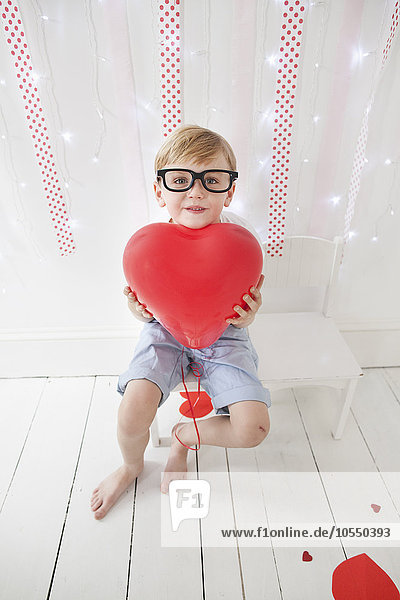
[117,321,271,415]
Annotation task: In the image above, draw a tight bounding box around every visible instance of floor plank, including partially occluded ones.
[0,377,46,509]
[49,376,134,600]
[0,377,94,600]
[227,460,283,600]
[128,444,204,599]
[198,444,244,599]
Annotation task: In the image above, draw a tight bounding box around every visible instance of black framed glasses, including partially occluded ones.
[157,168,238,193]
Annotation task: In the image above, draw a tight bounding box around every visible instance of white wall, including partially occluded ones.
[1,0,399,376]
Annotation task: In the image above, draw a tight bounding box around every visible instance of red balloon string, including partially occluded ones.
[174,347,203,451]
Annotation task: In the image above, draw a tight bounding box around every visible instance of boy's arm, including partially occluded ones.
[123,286,154,323]
[226,274,264,329]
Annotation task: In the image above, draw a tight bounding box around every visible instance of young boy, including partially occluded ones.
[91,125,271,520]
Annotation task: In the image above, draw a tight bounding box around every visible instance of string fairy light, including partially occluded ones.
[246,0,275,236]
[343,0,400,248]
[0,0,76,255]
[30,0,77,194]
[290,0,329,229]
[84,0,107,164]
[203,0,211,127]
[0,103,44,260]
[369,158,399,243]
[183,0,211,128]
[253,0,271,162]
[288,0,397,249]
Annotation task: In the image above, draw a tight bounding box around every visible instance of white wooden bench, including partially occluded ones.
[150,236,363,446]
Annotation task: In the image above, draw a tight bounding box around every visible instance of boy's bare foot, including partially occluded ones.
[160,424,190,494]
[91,462,143,520]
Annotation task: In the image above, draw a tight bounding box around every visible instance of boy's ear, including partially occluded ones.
[224,182,236,207]
[154,179,166,207]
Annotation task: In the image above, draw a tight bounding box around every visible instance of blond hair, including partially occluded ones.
[154,125,237,172]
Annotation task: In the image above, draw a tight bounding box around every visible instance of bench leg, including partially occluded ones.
[150,415,161,447]
[332,378,358,440]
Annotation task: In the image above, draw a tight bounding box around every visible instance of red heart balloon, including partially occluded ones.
[123,222,263,348]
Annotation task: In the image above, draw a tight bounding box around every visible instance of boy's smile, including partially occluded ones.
[154,153,236,229]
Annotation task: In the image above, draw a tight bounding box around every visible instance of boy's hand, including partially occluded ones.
[123,286,154,322]
[226,274,264,329]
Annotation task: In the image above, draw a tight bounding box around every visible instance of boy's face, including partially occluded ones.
[154,152,236,229]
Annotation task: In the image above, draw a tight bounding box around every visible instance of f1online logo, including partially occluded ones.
[169,480,211,531]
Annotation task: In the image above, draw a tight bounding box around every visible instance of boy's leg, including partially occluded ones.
[171,400,269,448]
[160,400,270,493]
[91,379,161,520]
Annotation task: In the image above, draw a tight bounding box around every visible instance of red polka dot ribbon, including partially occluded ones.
[267,0,305,257]
[0,1,76,256]
[158,0,182,136]
[382,1,399,65]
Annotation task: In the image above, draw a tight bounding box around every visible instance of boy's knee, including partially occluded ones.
[118,379,161,435]
[235,421,270,448]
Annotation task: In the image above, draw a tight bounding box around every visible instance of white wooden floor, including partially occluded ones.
[1,368,400,600]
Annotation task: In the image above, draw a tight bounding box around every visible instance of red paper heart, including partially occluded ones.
[123,223,263,348]
[302,551,313,562]
[371,503,381,513]
[179,391,214,418]
[332,553,400,599]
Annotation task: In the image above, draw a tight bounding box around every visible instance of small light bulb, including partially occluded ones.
[41,15,49,20]
[315,63,319,68]
[92,156,99,163]
[364,157,369,163]
[296,206,300,212]
[313,115,320,123]
[348,231,356,239]
[352,47,367,68]
[372,235,378,242]
[303,158,309,163]
[331,195,340,205]
[0,79,5,86]
[61,132,72,142]
[385,158,392,165]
